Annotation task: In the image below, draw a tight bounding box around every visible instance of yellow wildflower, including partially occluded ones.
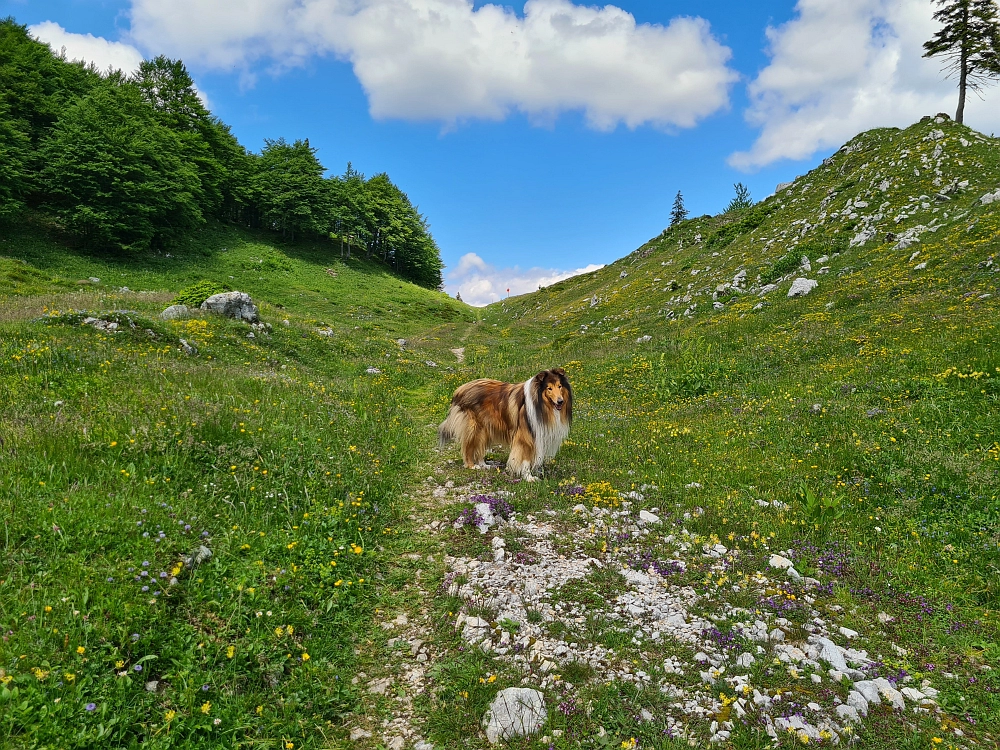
[201,701,211,714]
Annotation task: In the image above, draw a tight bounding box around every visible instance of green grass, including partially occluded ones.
[3,116,1000,749]
[412,117,1000,748]
[0,221,473,748]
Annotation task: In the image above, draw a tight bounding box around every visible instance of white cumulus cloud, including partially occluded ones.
[730,0,1000,170]
[445,252,602,306]
[128,0,736,130]
[29,21,145,74]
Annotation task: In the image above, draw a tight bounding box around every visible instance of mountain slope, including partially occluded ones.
[402,115,1000,747]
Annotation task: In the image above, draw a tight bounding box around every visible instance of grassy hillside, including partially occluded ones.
[0,223,472,749]
[2,115,999,750]
[412,115,1000,749]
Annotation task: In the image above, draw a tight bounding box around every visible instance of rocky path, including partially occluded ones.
[348,470,472,750]
[344,327,987,749]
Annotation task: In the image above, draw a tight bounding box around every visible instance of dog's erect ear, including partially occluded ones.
[535,370,549,383]
[551,367,566,377]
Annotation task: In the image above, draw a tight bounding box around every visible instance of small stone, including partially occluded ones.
[838,626,859,639]
[462,617,490,643]
[159,304,189,320]
[769,554,794,570]
[852,680,881,706]
[788,278,818,297]
[483,687,546,744]
[874,677,906,710]
[901,687,925,702]
[736,652,755,668]
[836,704,861,723]
[350,728,373,741]
[638,510,661,524]
[816,637,849,672]
[769,628,785,642]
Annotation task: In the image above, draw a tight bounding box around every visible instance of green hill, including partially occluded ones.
[1,116,998,750]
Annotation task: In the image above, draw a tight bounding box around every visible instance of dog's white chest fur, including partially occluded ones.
[523,379,571,466]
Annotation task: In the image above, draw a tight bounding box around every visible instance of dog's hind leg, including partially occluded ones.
[462,420,489,469]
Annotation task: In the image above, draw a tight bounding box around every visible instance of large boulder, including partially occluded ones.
[200,292,259,323]
[483,687,546,744]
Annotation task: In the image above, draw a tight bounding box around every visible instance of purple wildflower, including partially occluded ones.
[85,703,96,711]
[456,506,484,528]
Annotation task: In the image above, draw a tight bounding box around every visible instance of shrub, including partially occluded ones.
[761,252,802,285]
[172,279,229,307]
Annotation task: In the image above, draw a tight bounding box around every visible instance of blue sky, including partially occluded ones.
[10,0,1000,303]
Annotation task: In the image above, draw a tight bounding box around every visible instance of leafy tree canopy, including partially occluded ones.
[0,16,444,288]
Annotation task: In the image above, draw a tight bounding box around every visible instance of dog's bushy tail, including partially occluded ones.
[438,405,465,447]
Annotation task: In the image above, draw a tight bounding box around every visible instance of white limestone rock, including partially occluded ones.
[483,688,546,744]
[638,510,661,525]
[159,304,189,320]
[836,704,861,723]
[816,637,849,672]
[201,291,259,323]
[788,278,818,298]
[768,554,794,570]
[874,677,906,710]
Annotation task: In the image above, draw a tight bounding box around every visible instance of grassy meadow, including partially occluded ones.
[2,115,1000,750]
[0,223,470,748]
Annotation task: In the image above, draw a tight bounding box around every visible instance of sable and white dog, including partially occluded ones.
[438,368,573,481]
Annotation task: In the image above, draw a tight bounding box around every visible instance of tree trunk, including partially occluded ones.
[956,4,969,124]
[957,50,968,123]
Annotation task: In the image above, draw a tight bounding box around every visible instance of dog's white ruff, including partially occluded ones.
[523,378,570,468]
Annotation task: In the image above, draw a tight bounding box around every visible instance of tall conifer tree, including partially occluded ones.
[923,0,1000,124]
[669,191,688,227]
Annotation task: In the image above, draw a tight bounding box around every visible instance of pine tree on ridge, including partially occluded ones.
[923,0,1000,124]
[670,190,688,227]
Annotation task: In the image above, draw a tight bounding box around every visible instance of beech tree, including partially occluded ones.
[38,78,204,249]
[0,15,445,285]
[923,0,1000,124]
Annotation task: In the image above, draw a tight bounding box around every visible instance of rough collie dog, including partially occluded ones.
[438,368,572,481]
